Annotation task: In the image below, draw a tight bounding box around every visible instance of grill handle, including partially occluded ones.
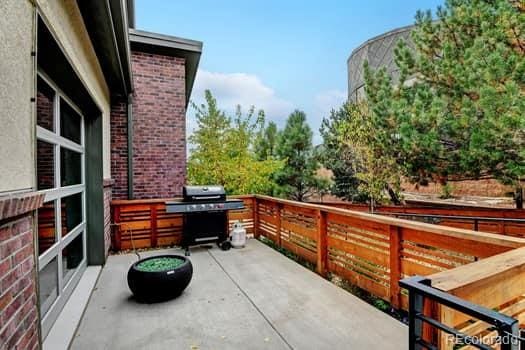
[190,195,222,200]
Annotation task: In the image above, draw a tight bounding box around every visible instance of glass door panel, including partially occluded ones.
[36,72,87,337]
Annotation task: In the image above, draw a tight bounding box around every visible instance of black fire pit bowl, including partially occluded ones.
[127,254,193,303]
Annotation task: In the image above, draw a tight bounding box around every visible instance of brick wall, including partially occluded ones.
[110,51,187,200]
[131,51,186,199]
[110,100,128,200]
[0,193,43,350]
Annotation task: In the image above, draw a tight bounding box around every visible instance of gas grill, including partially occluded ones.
[166,186,244,255]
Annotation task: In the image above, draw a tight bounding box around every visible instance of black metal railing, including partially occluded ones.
[400,276,521,350]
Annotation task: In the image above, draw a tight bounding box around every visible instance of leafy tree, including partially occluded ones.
[310,172,333,202]
[188,90,283,195]
[338,102,403,207]
[255,121,279,160]
[275,110,319,201]
[364,0,525,207]
[319,104,369,202]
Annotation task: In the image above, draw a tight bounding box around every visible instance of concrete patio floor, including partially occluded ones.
[71,239,407,349]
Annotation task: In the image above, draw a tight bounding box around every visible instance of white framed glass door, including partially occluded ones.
[36,71,87,337]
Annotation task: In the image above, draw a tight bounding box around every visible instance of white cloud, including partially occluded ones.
[186,70,347,148]
[190,69,294,123]
[313,89,347,117]
[309,89,347,145]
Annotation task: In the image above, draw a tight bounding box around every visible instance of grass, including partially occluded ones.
[136,257,185,272]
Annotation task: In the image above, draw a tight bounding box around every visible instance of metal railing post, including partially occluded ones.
[499,320,520,350]
[401,276,522,350]
[408,282,426,350]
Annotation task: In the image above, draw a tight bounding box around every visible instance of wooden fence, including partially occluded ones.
[311,201,525,237]
[425,246,525,348]
[252,195,525,310]
[112,195,525,310]
[111,196,254,251]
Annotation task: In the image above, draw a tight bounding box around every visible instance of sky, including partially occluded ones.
[135,0,443,145]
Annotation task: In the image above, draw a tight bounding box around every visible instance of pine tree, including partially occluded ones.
[275,110,318,201]
[364,0,525,206]
[255,121,279,161]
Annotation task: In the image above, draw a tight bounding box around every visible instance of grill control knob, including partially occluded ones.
[208,204,214,209]
[200,204,206,210]
[190,205,197,210]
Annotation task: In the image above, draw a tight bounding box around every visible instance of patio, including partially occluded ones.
[71,239,407,349]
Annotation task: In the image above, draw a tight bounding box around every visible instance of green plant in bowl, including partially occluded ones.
[136,257,185,272]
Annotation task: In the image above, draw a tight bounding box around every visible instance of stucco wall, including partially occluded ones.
[36,0,112,179]
[0,0,35,193]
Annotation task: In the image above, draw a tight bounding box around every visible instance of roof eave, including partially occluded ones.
[77,0,134,99]
[129,28,203,107]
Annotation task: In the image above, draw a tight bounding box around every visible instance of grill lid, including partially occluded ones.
[183,185,226,202]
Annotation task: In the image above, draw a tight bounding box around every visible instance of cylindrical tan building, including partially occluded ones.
[347,25,414,102]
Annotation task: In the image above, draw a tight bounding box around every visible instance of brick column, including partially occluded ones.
[0,192,44,350]
[130,51,186,199]
[110,100,129,200]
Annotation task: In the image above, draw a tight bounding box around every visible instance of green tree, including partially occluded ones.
[255,121,279,160]
[338,102,403,207]
[275,110,318,201]
[188,90,283,195]
[310,172,333,202]
[364,0,525,207]
[319,104,368,202]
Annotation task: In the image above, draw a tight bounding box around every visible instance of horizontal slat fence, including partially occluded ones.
[253,195,525,310]
[111,196,254,251]
[310,201,525,237]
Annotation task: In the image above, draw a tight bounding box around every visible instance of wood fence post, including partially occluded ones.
[423,299,439,346]
[439,306,455,350]
[151,204,158,248]
[253,197,259,239]
[276,203,282,247]
[316,209,328,277]
[389,225,402,309]
[112,204,121,251]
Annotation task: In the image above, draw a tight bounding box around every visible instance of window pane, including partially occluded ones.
[62,233,84,286]
[60,147,81,186]
[39,257,58,316]
[62,193,83,236]
[37,140,55,190]
[37,76,54,132]
[37,201,57,255]
[60,99,81,144]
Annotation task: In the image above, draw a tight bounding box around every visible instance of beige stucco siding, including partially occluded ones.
[0,0,35,193]
[37,0,112,179]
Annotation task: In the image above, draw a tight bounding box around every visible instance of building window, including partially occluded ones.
[36,72,86,323]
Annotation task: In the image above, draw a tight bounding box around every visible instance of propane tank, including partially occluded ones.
[230,221,246,248]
